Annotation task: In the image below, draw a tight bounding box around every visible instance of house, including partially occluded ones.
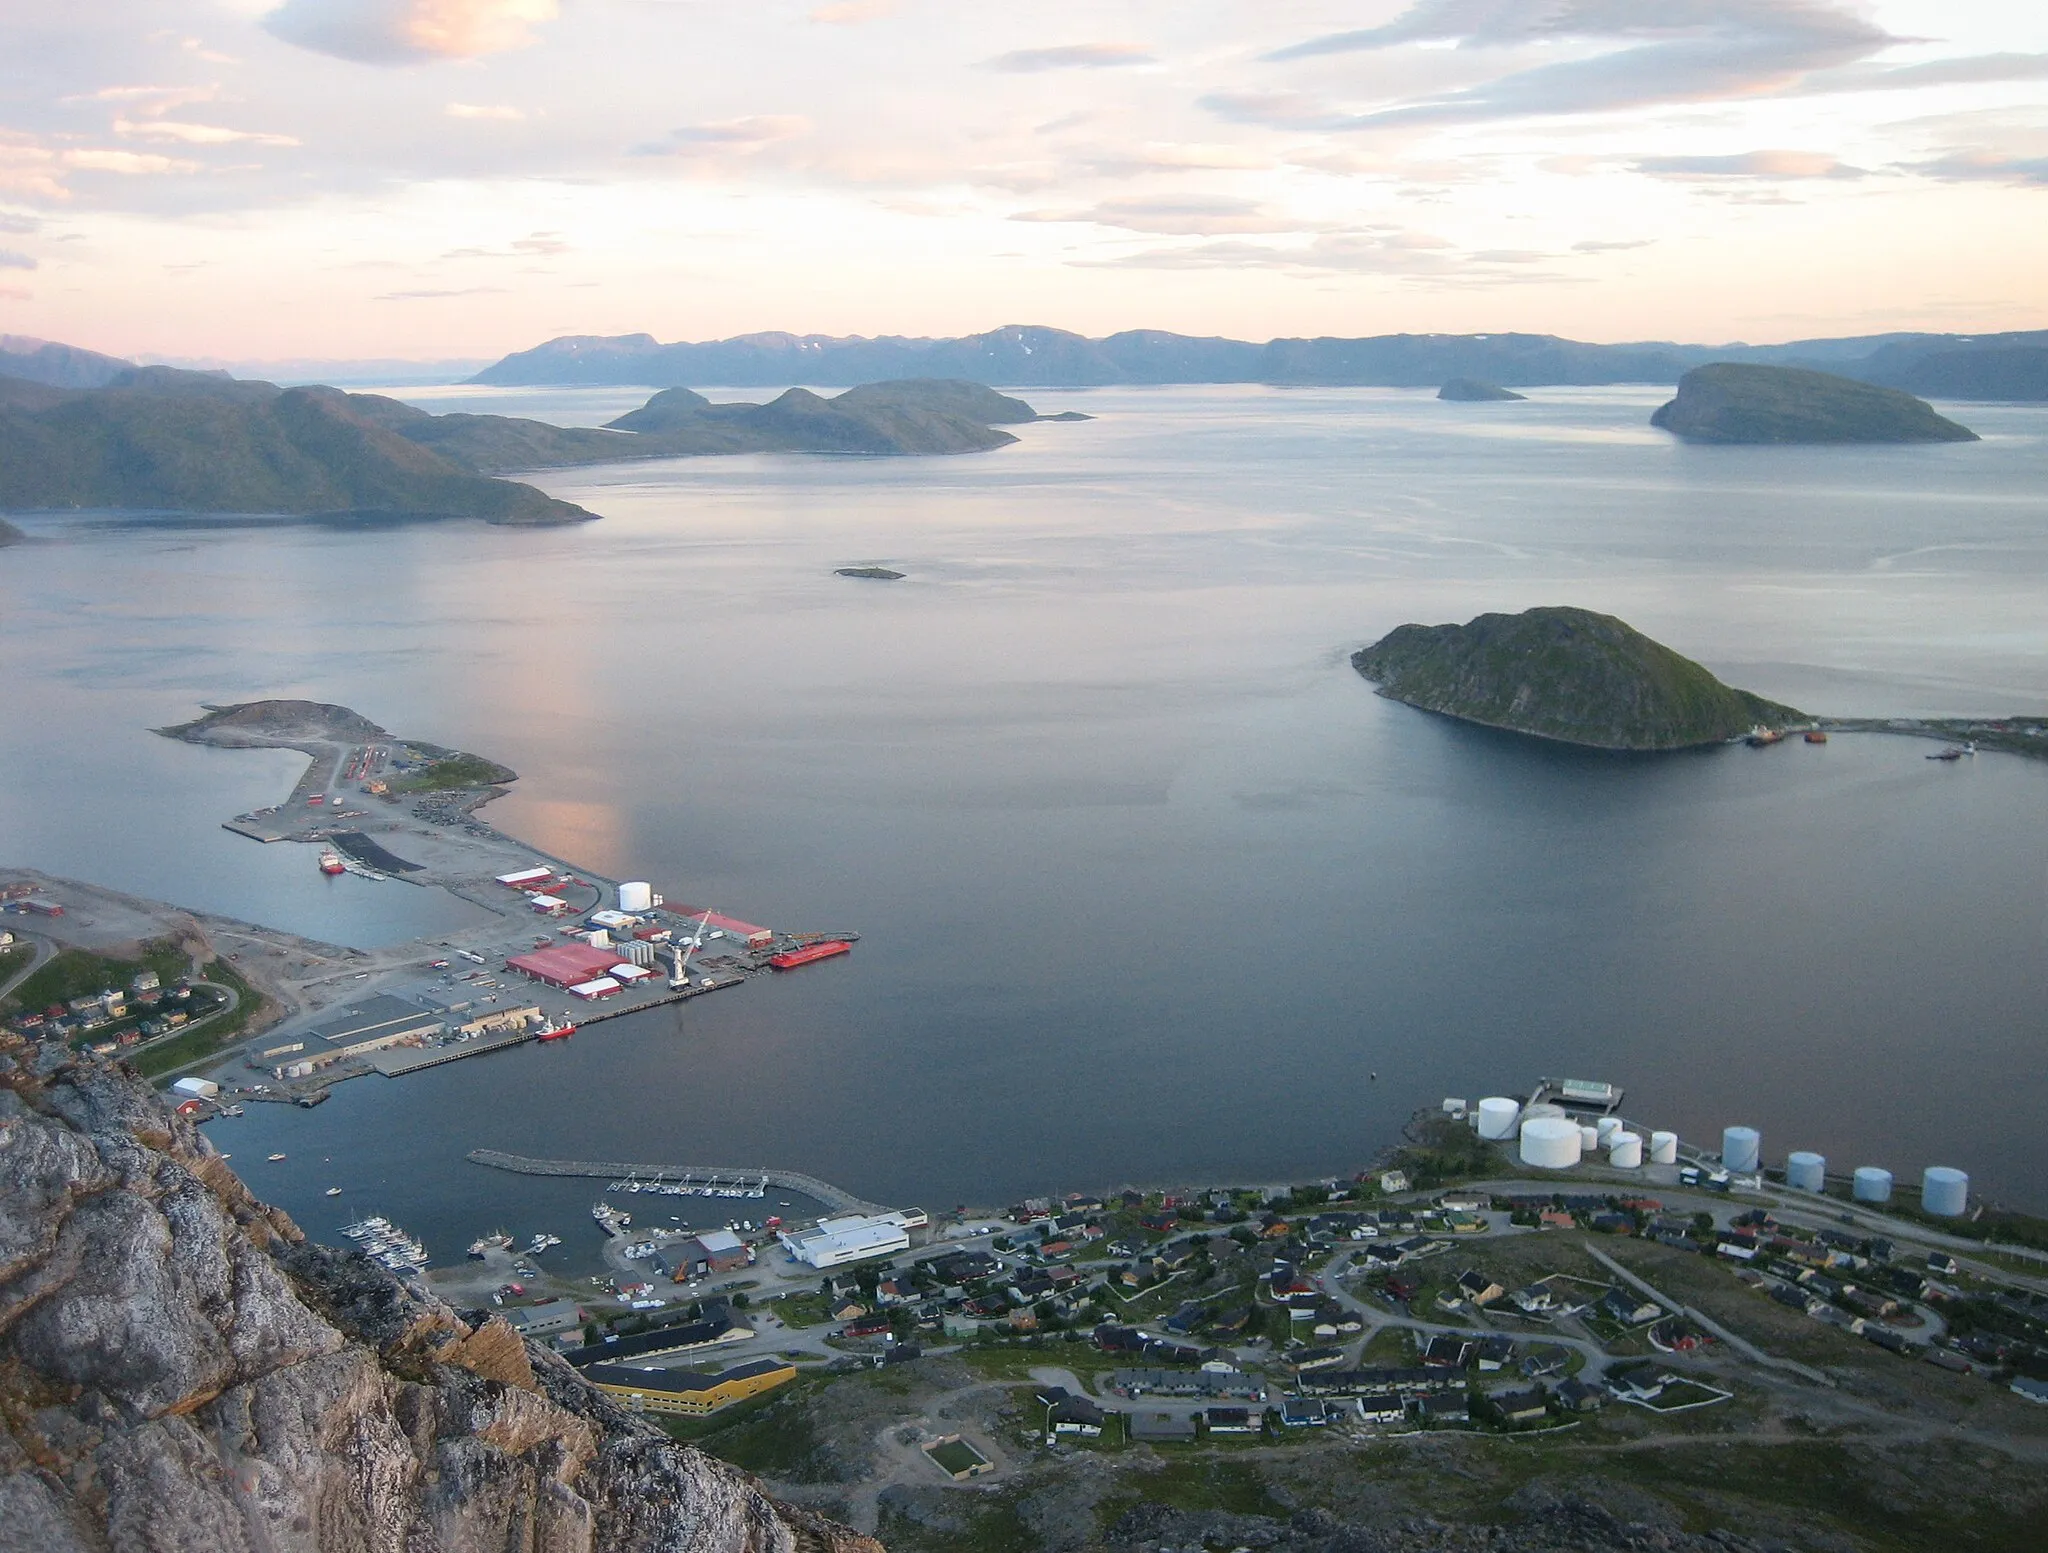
[1488,1387,1550,1426]
[1417,1392,1469,1425]
[1555,1377,1605,1413]
[1422,1335,1472,1368]
[1475,1336,1516,1372]
[1278,1397,1337,1427]
[829,1297,870,1322]
[1205,1406,1260,1435]
[1519,1345,1569,1380]
[1509,1284,1556,1315]
[1354,1392,1407,1424]
[1538,1209,1575,1230]
[1049,1396,1107,1437]
[2007,1376,2048,1405]
[1380,1171,1411,1194]
[1599,1288,1662,1326]
[1287,1346,1346,1373]
[503,1298,584,1338]
[1128,1411,1199,1443]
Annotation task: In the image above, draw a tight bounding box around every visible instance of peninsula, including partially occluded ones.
[1353,606,1800,751]
[1651,364,1978,445]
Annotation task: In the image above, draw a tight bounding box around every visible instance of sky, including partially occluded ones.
[2,0,2046,363]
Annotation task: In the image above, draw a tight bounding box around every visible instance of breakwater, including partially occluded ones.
[465,1148,887,1216]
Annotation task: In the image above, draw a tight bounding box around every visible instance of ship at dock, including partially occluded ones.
[317,848,346,876]
[768,939,852,971]
[592,1201,631,1237]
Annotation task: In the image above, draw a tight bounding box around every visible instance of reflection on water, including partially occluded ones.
[3,385,2046,1235]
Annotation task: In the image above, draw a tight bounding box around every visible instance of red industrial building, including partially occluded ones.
[504,942,636,989]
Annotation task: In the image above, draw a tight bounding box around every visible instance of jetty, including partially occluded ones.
[465,1149,888,1217]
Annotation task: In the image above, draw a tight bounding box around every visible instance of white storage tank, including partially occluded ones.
[1476,1097,1520,1140]
[1608,1131,1643,1168]
[1852,1166,1893,1204]
[1579,1124,1600,1154]
[1649,1131,1679,1165]
[1922,1166,1969,1217]
[1519,1117,1581,1170]
[1521,1102,1567,1122]
[1596,1116,1624,1145]
[1722,1126,1761,1173]
[1786,1151,1826,1192]
[618,881,654,914]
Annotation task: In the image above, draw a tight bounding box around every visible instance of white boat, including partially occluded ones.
[325,1187,342,1197]
[268,1152,287,1162]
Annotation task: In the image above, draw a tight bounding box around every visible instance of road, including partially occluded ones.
[0,930,53,1002]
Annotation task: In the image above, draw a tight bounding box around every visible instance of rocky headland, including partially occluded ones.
[1353,606,1800,751]
[1650,363,1978,444]
[0,1051,878,1553]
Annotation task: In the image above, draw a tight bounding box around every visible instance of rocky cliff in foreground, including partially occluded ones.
[0,1050,880,1553]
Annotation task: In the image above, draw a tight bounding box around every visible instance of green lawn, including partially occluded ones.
[3,940,191,1015]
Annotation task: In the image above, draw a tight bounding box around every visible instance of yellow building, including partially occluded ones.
[580,1357,796,1416]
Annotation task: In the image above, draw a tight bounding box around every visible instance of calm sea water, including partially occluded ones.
[4,384,2046,1250]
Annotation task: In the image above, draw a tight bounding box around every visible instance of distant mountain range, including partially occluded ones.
[468,323,2048,400]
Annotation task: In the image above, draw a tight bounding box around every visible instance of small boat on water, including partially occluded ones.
[325,1187,342,1197]
[1744,726,1784,748]
[1804,730,1828,744]
[267,1152,287,1162]
[1928,747,1966,761]
[535,1017,576,1042]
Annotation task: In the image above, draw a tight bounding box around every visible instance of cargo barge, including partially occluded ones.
[768,940,852,971]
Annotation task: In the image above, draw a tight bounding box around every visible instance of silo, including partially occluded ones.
[1921,1166,1969,1217]
[1852,1167,1893,1204]
[1596,1116,1624,1145]
[1476,1098,1520,1140]
[1579,1124,1600,1154]
[1519,1117,1581,1170]
[1722,1126,1761,1173]
[1608,1131,1643,1168]
[1521,1102,1567,1122]
[1648,1131,1679,1165]
[618,881,654,914]
[1786,1151,1826,1192]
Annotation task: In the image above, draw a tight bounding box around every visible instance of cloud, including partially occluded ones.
[1078,228,1499,277]
[63,84,221,116]
[1801,51,2048,95]
[809,0,899,22]
[445,102,526,121]
[374,285,508,299]
[1572,238,1652,251]
[1251,1,1894,129]
[0,249,36,270]
[1632,150,1866,180]
[114,118,302,147]
[985,44,1155,73]
[263,0,558,65]
[1902,152,2048,187]
[0,211,40,234]
[61,149,204,176]
[632,116,811,156]
[441,230,568,257]
[1012,196,1283,236]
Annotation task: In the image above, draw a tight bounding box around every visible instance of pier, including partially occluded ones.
[464,1148,888,1217]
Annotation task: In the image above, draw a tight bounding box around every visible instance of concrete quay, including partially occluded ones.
[465,1148,888,1217]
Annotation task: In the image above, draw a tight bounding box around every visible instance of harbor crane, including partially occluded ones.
[667,908,715,989]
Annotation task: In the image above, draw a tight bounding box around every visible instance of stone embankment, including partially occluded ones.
[467,1148,889,1217]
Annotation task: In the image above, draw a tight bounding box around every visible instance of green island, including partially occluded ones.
[1437,377,1526,402]
[1651,363,1979,444]
[0,370,1062,528]
[1353,605,1801,750]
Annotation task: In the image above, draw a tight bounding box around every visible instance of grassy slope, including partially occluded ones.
[1354,606,1799,750]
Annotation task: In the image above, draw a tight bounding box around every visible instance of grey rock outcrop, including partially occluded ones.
[0,1055,881,1553]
